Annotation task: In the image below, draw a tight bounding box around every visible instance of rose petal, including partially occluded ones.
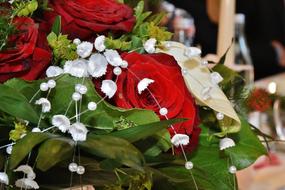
[76,41,93,58]
[87,53,108,78]
[171,134,190,147]
[46,66,64,78]
[64,59,88,78]
[15,178,39,189]
[137,78,154,94]
[35,98,51,113]
[101,80,117,98]
[68,122,88,142]
[52,115,71,133]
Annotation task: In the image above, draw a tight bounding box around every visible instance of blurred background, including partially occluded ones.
[125,0,285,190]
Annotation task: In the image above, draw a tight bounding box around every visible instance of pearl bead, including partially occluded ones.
[201,60,208,66]
[181,68,188,75]
[159,108,168,116]
[165,42,172,49]
[229,166,237,174]
[216,112,224,120]
[185,161,193,170]
[40,82,49,91]
[6,146,12,155]
[121,60,128,68]
[73,38,81,45]
[79,85,87,95]
[88,102,97,111]
[47,80,56,89]
[76,165,85,175]
[113,67,122,76]
[32,128,41,133]
[75,84,82,92]
[68,163,78,172]
[72,92,82,101]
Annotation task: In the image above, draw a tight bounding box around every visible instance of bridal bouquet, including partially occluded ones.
[0,0,266,189]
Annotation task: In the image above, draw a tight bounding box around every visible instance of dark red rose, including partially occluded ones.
[113,52,200,152]
[42,0,135,40]
[0,17,51,82]
[247,88,272,112]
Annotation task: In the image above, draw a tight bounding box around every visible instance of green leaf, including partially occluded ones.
[0,84,39,123]
[9,133,50,169]
[51,16,61,35]
[111,119,184,142]
[36,138,75,171]
[225,118,267,169]
[79,135,145,171]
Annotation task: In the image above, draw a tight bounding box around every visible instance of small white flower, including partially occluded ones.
[35,98,51,113]
[15,178,39,189]
[8,0,15,4]
[171,134,190,147]
[94,35,106,52]
[0,172,9,185]
[87,53,108,78]
[137,78,154,94]
[64,59,88,78]
[14,165,36,180]
[101,80,117,98]
[219,137,236,150]
[211,72,224,85]
[52,115,71,133]
[143,38,157,53]
[46,66,63,78]
[76,42,93,58]
[73,38,81,45]
[104,49,123,67]
[69,122,88,142]
[184,47,202,58]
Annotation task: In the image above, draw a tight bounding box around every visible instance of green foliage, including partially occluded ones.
[105,1,172,52]
[51,16,61,36]
[47,32,78,64]
[12,0,39,17]
[0,14,16,51]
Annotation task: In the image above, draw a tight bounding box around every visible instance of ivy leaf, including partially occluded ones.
[51,16,61,36]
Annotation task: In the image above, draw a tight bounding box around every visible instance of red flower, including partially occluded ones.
[247,88,272,112]
[42,0,135,40]
[0,17,51,83]
[113,52,200,152]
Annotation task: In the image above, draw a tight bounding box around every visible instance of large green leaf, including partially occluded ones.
[225,118,267,169]
[0,84,39,123]
[79,135,145,171]
[36,138,75,171]
[111,118,184,142]
[9,133,50,169]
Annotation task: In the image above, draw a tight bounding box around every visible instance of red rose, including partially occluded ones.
[113,52,201,152]
[0,17,51,83]
[42,0,135,40]
[247,88,272,112]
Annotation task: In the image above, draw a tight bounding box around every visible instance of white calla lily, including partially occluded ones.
[35,98,51,113]
[101,80,117,98]
[137,78,154,94]
[52,115,71,133]
[0,172,9,185]
[64,59,88,78]
[76,41,93,58]
[94,35,106,52]
[15,178,39,189]
[211,72,224,85]
[171,134,190,147]
[46,66,64,78]
[87,53,108,78]
[69,122,88,142]
[104,49,123,66]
